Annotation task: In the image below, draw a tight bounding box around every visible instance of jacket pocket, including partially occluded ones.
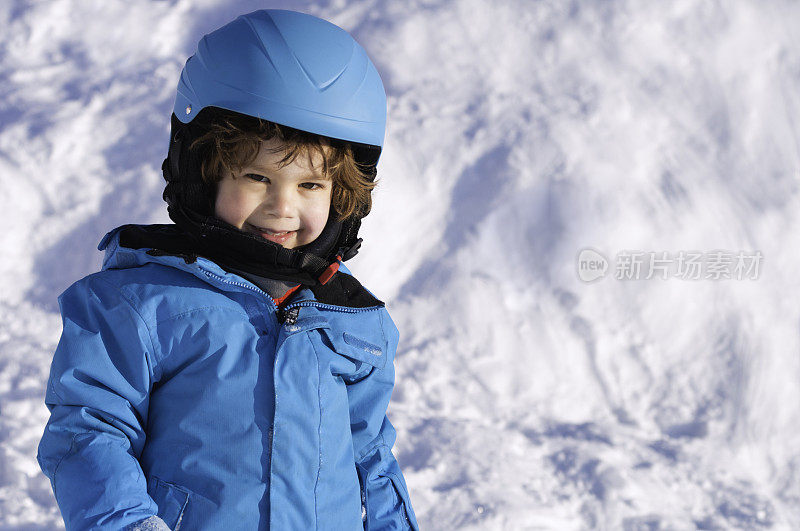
[147,475,190,530]
[318,328,385,383]
[320,328,385,370]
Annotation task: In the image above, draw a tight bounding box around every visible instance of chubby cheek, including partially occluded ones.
[297,200,333,246]
[214,184,256,229]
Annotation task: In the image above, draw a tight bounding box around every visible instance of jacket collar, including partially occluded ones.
[98,224,383,309]
[99,224,233,280]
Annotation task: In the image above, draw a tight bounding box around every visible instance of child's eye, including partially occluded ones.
[300,182,325,190]
[244,173,269,183]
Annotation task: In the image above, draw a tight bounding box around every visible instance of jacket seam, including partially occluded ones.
[93,277,162,383]
[378,309,389,373]
[307,332,323,529]
[378,308,387,346]
[51,432,79,501]
[154,305,249,325]
[48,373,64,403]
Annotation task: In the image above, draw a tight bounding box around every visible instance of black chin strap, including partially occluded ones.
[167,203,335,286]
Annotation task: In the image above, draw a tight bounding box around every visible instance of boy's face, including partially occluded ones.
[214,139,332,249]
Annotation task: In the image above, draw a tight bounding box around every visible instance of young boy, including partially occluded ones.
[36,9,419,530]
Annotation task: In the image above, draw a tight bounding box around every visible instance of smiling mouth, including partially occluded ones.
[248,224,297,245]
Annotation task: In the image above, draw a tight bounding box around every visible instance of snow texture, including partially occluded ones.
[2,0,800,529]
[125,516,172,531]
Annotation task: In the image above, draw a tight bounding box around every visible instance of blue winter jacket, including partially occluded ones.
[37,225,419,530]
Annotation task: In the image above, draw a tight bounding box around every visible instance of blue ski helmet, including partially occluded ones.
[161,9,388,284]
[174,9,387,151]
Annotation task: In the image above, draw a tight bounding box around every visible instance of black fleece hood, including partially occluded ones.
[160,109,378,285]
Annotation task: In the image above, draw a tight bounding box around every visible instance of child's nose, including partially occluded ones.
[266,187,295,218]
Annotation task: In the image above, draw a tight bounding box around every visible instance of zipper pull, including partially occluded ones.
[277,306,299,325]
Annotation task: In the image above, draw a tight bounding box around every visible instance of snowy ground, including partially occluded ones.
[2,0,800,529]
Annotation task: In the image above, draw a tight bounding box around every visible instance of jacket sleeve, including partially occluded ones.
[348,309,420,530]
[36,275,161,530]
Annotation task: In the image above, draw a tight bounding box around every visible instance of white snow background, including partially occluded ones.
[1,0,799,529]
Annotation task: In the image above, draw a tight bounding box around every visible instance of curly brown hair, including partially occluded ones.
[190,112,377,221]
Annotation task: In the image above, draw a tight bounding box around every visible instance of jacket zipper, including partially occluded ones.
[201,267,385,518]
[201,270,383,323]
[282,300,384,314]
